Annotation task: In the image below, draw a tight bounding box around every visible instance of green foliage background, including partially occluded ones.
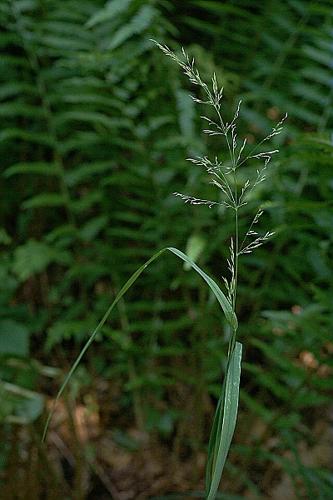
[0,0,332,498]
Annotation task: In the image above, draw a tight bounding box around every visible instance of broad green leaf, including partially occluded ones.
[43,246,237,440]
[206,341,242,500]
[0,319,29,357]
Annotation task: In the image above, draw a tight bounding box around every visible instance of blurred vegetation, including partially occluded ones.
[0,0,332,498]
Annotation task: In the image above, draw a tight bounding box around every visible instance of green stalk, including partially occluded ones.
[228,205,239,360]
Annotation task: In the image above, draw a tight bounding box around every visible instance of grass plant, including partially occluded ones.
[44,42,286,499]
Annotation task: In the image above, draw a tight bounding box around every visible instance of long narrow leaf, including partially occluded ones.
[168,247,237,330]
[42,246,237,441]
[206,341,243,500]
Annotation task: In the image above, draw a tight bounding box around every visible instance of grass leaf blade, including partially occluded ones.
[167,247,237,330]
[206,341,243,500]
[42,247,237,441]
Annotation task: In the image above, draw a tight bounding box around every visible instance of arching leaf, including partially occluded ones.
[42,246,237,440]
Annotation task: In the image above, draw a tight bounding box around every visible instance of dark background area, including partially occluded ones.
[0,0,332,498]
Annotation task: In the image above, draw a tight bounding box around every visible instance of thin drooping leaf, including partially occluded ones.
[206,341,242,500]
[169,247,237,330]
[42,246,236,441]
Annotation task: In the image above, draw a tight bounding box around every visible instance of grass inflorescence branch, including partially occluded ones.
[152,40,286,312]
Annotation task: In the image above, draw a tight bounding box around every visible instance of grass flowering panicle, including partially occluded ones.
[152,40,286,309]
